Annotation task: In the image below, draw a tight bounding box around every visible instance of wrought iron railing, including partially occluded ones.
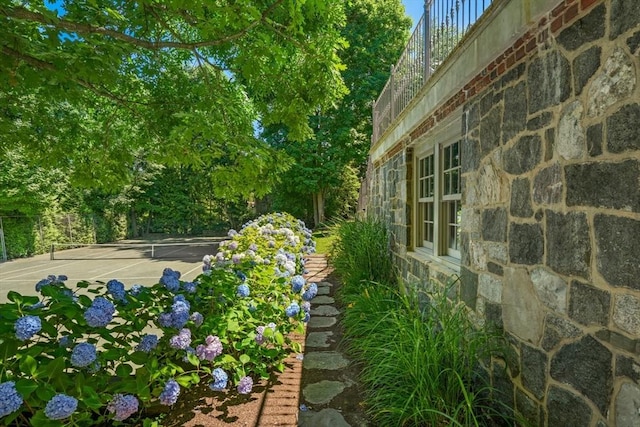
[372,0,493,144]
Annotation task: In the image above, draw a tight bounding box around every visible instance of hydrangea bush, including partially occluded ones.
[0,212,315,426]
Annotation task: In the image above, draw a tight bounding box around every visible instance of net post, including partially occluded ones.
[151,244,155,259]
[50,244,54,260]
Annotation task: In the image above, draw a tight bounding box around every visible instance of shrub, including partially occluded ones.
[340,279,512,426]
[0,212,315,426]
[329,217,396,288]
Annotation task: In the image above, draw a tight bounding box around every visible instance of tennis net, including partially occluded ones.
[50,242,219,261]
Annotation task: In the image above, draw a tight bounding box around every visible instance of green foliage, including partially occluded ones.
[263,0,411,223]
[0,213,314,425]
[329,217,396,287]
[1,1,347,193]
[340,279,514,426]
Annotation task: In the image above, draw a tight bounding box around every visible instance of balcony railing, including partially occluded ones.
[372,0,493,144]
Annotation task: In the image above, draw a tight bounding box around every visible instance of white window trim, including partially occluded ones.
[411,112,462,263]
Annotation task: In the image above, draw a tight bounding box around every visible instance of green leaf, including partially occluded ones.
[115,363,133,377]
[274,331,285,346]
[7,291,23,304]
[19,354,37,376]
[175,375,193,387]
[239,354,250,365]
[15,378,39,398]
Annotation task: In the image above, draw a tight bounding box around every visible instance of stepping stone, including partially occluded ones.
[312,295,335,304]
[299,408,351,427]
[302,381,347,405]
[317,281,333,287]
[307,316,336,328]
[306,331,333,348]
[303,351,349,370]
[311,305,340,317]
[316,286,331,295]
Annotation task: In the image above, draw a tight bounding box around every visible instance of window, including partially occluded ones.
[414,133,461,261]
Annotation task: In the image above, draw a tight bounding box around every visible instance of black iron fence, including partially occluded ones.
[372,0,493,144]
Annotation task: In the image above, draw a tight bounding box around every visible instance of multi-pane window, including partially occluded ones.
[414,139,462,260]
[418,154,435,248]
[442,141,461,258]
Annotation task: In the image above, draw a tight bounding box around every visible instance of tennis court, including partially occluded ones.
[0,238,222,303]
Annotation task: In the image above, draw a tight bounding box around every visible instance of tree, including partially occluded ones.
[264,0,411,225]
[0,1,347,194]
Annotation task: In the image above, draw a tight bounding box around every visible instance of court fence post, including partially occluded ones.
[0,217,7,262]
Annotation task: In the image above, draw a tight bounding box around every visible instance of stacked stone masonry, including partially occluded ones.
[366,0,640,425]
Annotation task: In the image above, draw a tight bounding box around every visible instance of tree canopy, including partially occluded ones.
[0,0,347,191]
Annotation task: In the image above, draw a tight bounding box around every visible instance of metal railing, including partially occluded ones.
[372,0,493,144]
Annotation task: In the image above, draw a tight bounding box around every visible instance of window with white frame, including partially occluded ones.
[413,115,462,262]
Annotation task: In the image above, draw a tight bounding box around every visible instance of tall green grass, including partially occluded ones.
[341,283,511,426]
[329,217,396,287]
[330,218,518,426]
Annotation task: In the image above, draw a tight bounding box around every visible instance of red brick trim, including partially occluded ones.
[406,0,603,143]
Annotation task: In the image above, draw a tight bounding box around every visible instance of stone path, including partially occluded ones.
[297,254,369,427]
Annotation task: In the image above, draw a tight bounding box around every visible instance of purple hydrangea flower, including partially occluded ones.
[0,381,23,418]
[159,379,180,405]
[249,243,258,251]
[169,329,192,350]
[107,394,139,421]
[303,312,311,323]
[236,284,250,298]
[228,229,238,237]
[237,376,253,395]
[136,334,158,353]
[84,297,115,327]
[190,312,204,327]
[44,394,77,420]
[291,275,305,293]
[255,326,266,345]
[196,335,223,361]
[232,254,242,264]
[229,241,238,251]
[302,283,318,301]
[209,368,228,391]
[107,279,127,302]
[301,301,311,313]
[70,342,97,368]
[285,302,300,318]
[14,315,41,341]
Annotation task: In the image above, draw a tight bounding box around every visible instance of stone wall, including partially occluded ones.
[366,0,640,425]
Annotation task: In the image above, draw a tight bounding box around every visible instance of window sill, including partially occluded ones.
[407,249,461,275]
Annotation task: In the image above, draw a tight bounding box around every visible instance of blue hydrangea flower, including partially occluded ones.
[136,334,158,353]
[14,315,41,341]
[255,326,266,345]
[163,268,181,279]
[84,297,115,327]
[0,381,23,418]
[209,368,228,391]
[285,302,300,318]
[59,335,71,348]
[190,312,204,327]
[236,271,247,282]
[291,275,305,293]
[171,296,191,328]
[237,376,253,395]
[195,335,223,361]
[158,312,173,327]
[107,394,139,421]
[169,329,192,350]
[160,274,180,292]
[182,281,197,293]
[301,301,311,313]
[70,342,97,368]
[303,312,311,323]
[129,284,145,296]
[159,379,180,405]
[107,279,127,302]
[44,394,77,420]
[302,283,318,301]
[236,284,250,298]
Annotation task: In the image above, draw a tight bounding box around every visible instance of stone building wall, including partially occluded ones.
[366,0,640,425]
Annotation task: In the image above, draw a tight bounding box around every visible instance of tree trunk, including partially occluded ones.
[312,191,326,227]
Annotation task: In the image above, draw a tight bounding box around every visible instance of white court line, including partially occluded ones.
[0,260,81,277]
[88,259,151,281]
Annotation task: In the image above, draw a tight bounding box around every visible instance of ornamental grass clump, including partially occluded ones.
[0,212,315,426]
